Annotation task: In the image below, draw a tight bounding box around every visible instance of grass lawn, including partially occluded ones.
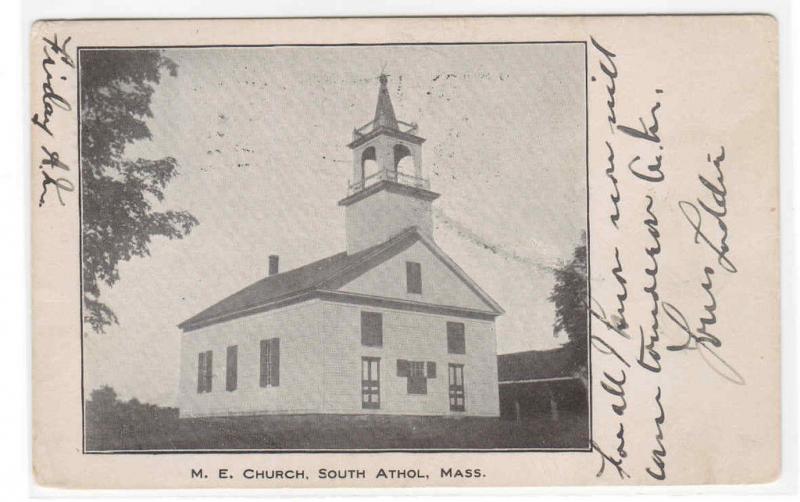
[86,410,590,451]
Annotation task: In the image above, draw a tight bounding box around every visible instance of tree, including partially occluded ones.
[548,233,588,373]
[89,385,118,408]
[80,50,198,333]
[84,385,181,451]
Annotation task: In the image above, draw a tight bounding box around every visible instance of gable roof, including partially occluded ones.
[179,227,504,332]
[497,347,577,382]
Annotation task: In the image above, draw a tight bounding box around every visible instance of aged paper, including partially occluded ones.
[31,16,780,489]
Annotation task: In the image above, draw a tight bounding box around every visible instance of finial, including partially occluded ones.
[379,63,389,85]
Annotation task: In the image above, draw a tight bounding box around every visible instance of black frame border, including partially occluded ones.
[77,40,592,455]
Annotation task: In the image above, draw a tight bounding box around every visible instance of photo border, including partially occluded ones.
[77,40,592,455]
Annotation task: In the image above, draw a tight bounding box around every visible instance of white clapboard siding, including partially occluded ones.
[321,301,500,417]
[177,300,324,418]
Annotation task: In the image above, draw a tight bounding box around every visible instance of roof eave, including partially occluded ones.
[179,287,502,333]
[337,180,440,207]
[316,289,502,321]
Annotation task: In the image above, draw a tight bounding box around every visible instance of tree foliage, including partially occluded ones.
[548,233,588,372]
[80,50,198,333]
[85,386,180,451]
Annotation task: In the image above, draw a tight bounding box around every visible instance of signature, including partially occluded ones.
[662,301,745,385]
[677,147,736,273]
[663,146,744,385]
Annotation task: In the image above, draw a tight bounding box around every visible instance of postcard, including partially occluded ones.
[30,15,781,489]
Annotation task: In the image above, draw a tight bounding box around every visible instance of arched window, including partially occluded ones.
[361,146,379,183]
[394,144,414,180]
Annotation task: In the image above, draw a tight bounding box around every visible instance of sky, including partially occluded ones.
[83,44,586,406]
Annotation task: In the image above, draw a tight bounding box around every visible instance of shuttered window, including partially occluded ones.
[361,311,383,347]
[226,345,238,392]
[447,322,466,354]
[197,350,213,393]
[260,338,280,387]
[406,261,422,294]
[398,360,436,394]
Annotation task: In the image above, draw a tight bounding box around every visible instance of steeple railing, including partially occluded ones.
[352,120,419,142]
[347,167,430,195]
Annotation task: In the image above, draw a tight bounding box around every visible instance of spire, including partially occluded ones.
[373,74,399,130]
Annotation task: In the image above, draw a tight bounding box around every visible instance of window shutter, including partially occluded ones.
[260,339,269,387]
[205,350,213,392]
[270,338,280,386]
[426,361,436,378]
[197,352,205,393]
[397,359,409,377]
[226,345,238,392]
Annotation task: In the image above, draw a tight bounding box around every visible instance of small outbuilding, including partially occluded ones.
[497,348,587,422]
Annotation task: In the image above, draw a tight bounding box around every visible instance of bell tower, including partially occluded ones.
[339,74,440,254]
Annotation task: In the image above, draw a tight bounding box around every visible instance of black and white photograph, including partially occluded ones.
[25,10,788,491]
[79,43,590,452]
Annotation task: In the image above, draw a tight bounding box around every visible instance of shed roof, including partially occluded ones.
[496,347,577,382]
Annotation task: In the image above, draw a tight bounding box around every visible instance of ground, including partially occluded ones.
[85,410,590,451]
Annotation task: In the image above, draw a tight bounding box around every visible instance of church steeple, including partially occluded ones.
[339,74,440,255]
[373,73,398,130]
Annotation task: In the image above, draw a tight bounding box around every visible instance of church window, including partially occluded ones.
[447,322,466,354]
[406,261,422,294]
[361,311,383,347]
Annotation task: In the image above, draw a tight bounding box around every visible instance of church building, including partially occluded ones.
[177,74,504,418]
